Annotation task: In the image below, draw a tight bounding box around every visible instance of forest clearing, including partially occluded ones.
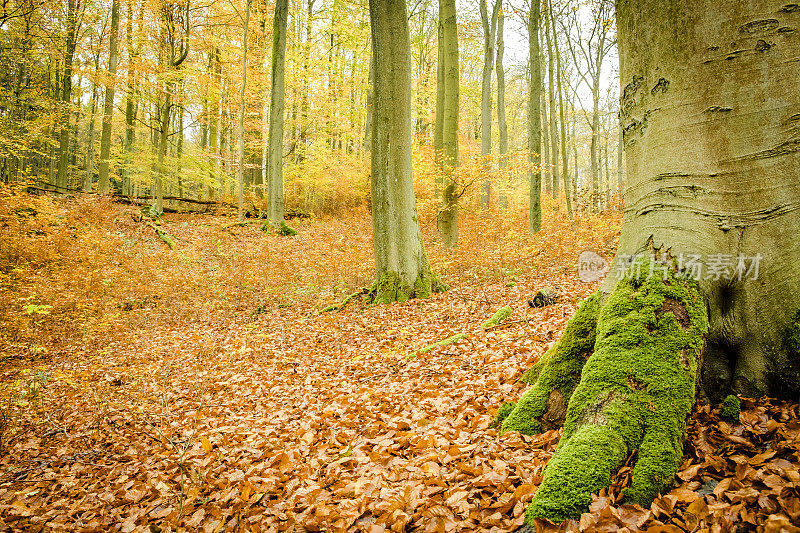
[1,193,800,532]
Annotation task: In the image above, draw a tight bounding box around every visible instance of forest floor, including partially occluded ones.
[0,189,799,533]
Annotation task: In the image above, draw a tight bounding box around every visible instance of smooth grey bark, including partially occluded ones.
[544,2,558,198]
[436,0,459,247]
[613,0,800,398]
[528,0,542,233]
[238,0,251,220]
[617,115,623,194]
[367,0,438,303]
[267,0,288,228]
[479,0,500,207]
[98,0,120,193]
[540,45,550,197]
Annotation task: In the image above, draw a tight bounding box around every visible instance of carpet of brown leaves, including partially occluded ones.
[0,189,799,532]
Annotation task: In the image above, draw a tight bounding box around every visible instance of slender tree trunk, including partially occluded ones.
[437,0,459,247]
[590,79,600,211]
[123,0,138,197]
[479,0,500,207]
[85,55,101,192]
[367,0,440,303]
[540,47,550,197]
[267,0,289,228]
[238,0,251,220]
[57,0,78,190]
[545,3,558,198]
[98,0,120,192]
[209,48,222,198]
[496,1,507,170]
[528,0,542,233]
[552,0,572,222]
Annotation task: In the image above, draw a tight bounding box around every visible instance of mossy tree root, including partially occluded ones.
[500,292,603,435]
[367,270,447,305]
[525,265,708,524]
[321,288,369,312]
[482,306,513,329]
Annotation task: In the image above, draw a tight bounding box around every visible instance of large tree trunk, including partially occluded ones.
[98,0,120,193]
[267,0,288,229]
[367,0,441,304]
[436,0,459,248]
[479,0,499,207]
[527,0,542,233]
[499,0,800,523]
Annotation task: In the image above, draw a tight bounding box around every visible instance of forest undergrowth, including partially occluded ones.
[0,188,799,532]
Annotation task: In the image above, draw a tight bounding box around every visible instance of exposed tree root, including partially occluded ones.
[482,306,513,329]
[321,288,369,312]
[367,270,448,305]
[525,263,708,523]
[500,292,602,435]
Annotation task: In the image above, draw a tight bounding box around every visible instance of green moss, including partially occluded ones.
[278,221,298,236]
[483,306,513,329]
[525,258,708,523]
[416,333,466,355]
[489,401,517,429]
[501,292,603,435]
[369,269,445,305]
[720,394,741,421]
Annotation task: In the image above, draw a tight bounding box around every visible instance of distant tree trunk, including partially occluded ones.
[153,0,189,215]
[590,77,600,210]
[540,45,550,197]
[208,48,221,199]
[604,112,610,206]
[56,0,78,190]
[267,0,288,228]
[367,0,440,303]
[437,0,459,247]
[495,1,507,170]
[552,0,572,222]
[238,0,251,220]
[122,0,139,197]
[528,0,542,233]
[545,2,558,198]
[85,53,101,192]
[479,0,500,207]
[98,0,120,193]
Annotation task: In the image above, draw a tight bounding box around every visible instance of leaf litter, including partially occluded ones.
[0,190,799,532]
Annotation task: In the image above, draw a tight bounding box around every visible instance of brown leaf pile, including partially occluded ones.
[1,189,798,532]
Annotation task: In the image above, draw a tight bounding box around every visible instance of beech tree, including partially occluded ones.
[435,0,458,248]
[367,0,441,304]
[478,0,499,207]
[527,0,542,233]
[97,0,119,193]
[498,0,800,523]
[266,0,288,230]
